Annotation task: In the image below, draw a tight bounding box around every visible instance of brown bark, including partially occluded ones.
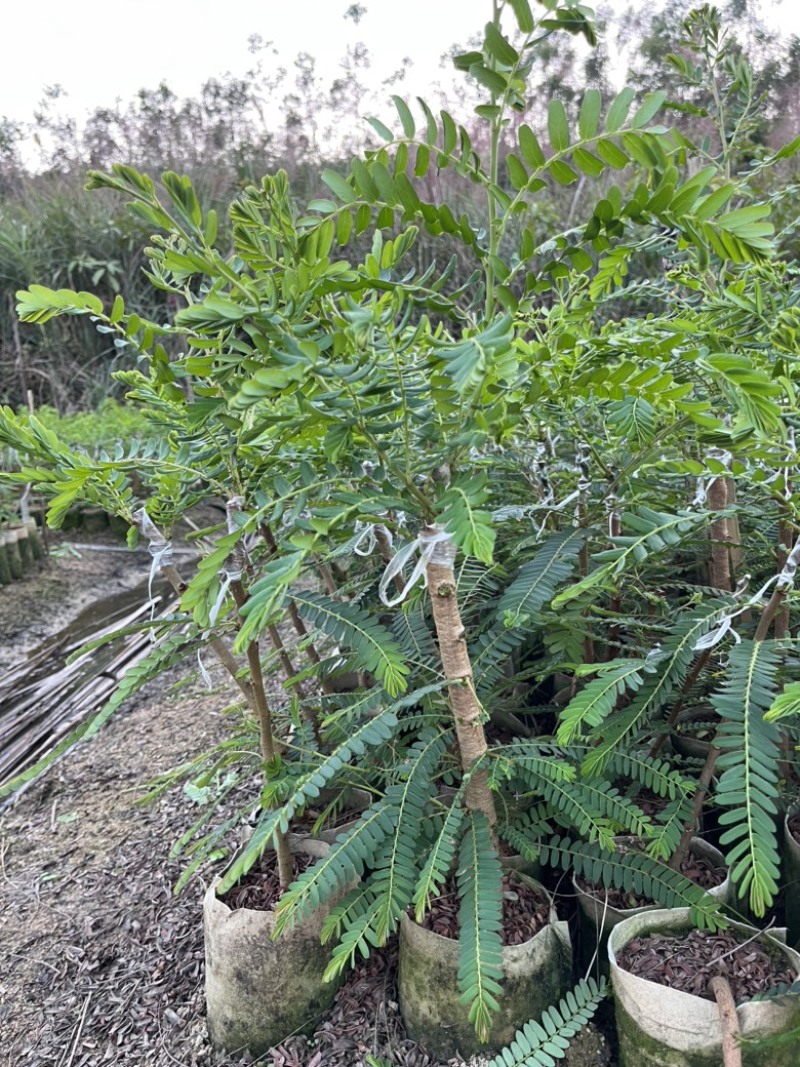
[226,586,293,888]
[755,583,790,642]
[317,558,339,597]
[670,742,721,870]
[724,478,743,581]
[649,648,711,758]
[708,476,732,592]
[710,975,742,1067]
[426,556,497,826]
[160,562,257,710]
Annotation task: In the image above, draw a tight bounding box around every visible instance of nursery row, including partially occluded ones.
[0,520,44,583]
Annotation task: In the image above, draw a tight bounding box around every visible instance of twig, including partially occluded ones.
[711,919,775,965]
[60,992,91,1067]
[582,885,610,982]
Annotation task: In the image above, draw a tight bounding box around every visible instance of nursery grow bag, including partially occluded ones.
[609,907,800,1067]
[784,806,800,948]
[576,836,730,976]
[25,518,45,560]
[397,875,571,1059]
[13,524,33,568]
[0,532,11,585]
[204,837,338,1057]
[1,529,23,579]
[669,706,718,761]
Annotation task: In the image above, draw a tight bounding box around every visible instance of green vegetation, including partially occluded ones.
[1,0,800,1058]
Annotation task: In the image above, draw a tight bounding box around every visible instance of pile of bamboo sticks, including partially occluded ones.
[0,593,176,792]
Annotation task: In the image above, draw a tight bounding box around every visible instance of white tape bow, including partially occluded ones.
[379,524,455,607]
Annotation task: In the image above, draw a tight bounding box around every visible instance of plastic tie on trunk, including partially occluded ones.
[379,524,455,607]
[353,520,393,557]
[132,506,173,634]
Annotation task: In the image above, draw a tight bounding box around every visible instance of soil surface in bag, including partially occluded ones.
[616,927,797,1002]
[419,872,550,945]
[789,813,800,843]
[220,851,315,911]
[577,844,725,912]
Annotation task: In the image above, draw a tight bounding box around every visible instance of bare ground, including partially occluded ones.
[0,551,611,1067]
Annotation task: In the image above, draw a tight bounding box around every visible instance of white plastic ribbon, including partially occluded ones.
[133,506,173,600]
[693,573,782,651]
[19,484,31,524]
[353,521,393,558]
[133,506,173,633]
[209,566,243,627]
[196,648,214,689]
[379,525,455,607]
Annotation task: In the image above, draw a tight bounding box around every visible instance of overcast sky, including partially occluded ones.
[2,0,799,131]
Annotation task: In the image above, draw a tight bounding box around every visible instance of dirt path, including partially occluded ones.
[0,538,155,672]
[0,556,610,1067]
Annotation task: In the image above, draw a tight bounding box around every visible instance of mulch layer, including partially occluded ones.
[616,927,797,1002]
[420,873,550,947]
[221,852,315,912]
[577,846,725,912]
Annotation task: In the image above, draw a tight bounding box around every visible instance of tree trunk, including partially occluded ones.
[425,532,497,827]
[708,476,732,592]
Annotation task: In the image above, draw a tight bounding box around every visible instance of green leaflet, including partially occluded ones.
[233,551,306,649]
[507,747,651,849]
[413,797,466,922]
[272,801,396,931]
[290,590,409,697]
[324,728,448,978]
[438,474,496,564]
[274,708,401,834]
[432,313,516,399]
[539,835,726,931]
[581,601,732,777]
[765,681,800,722]
[713,639,783,916]
[556,659,647,743]
[500,529,585,625]
[488,978,607,1067]
[553,508,711,608]
[458,811,504,1041]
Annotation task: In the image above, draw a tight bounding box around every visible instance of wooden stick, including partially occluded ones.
[710,975,742,1067]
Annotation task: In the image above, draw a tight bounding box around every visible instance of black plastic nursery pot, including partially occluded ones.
[397,874,572,1060]
[203,838,338,1057]
[608,908,800,1067]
